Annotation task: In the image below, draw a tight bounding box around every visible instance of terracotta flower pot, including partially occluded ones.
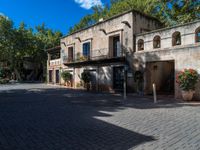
[181,90,195,101]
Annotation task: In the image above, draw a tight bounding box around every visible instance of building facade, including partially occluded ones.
[47,10,200,100]
[135,21,200,100]
[47,46,62,85]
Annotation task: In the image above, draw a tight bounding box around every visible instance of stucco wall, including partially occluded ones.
[61,12,134,60]
[134,44,200,100]
[136,21,200,52]
[133,13,162,34]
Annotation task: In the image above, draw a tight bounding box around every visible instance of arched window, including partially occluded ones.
[195,27,200,43]
[172,31,181,46]
[153,35,161,49]
[138,39,144,51]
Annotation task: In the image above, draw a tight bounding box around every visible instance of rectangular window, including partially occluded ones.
[113,36,120,57]
[68,47,74,62]
[83,42,90,57]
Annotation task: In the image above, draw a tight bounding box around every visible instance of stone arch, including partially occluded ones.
[172,31,181,46]
[137,39,144,51]
[153,35,161,49]
[195,26,200,43]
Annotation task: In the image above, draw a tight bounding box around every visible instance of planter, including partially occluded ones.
[65,81,72,87]
[181,90,195,101]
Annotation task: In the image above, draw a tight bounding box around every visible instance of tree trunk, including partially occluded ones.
[14,68,22,81]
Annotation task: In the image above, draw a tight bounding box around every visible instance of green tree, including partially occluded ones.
[68,0,200,33]
[61,71,72,83]
[80,71,92,91]
[0,16,15,64]
[0,15,62,81]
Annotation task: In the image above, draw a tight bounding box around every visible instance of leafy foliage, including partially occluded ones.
[80,71,92,84]
[0,16,62,81]
[61,71,72,82]
[69,0,200,34]
[0,68,11,79]
[176,69,199,91]
[69,5,109,33]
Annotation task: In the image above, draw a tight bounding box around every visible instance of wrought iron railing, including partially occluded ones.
[49,59,61,66]
[63,48,125,64]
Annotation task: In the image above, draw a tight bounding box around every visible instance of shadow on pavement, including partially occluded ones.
[0,87,156,150]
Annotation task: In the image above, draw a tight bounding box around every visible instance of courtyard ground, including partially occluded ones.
[0,83,200,150]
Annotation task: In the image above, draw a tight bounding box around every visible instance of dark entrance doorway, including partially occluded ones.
[90,70,97,91]
[146,60,175,95]
[56,70,60,84]
[113,66,124,90]
[84,70,97,91]
[49,70,53,83]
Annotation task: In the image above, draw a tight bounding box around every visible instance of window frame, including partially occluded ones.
[153,35,161,49]
[172,31,181,46]
[82,42,91,57]
[195,27,200,43]
[137,39,144,51]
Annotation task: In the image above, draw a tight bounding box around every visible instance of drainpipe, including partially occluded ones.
[123,66,127,100]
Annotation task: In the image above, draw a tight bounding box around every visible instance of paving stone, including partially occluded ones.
[0,83,200,150]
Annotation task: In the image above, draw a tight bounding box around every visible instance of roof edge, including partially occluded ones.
[136,20,200,37]
[46,46,61,53]
[61,9,161,39]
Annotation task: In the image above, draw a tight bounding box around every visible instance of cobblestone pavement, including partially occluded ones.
[0,83,200,150]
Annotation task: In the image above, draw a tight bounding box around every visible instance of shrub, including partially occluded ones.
[0,78,9,84]
[61,71,72,83]
[176,69,199,91]
[0,68,11,78]
[79,71,92,91]
[76,81,83,88]
[80,71,91,84]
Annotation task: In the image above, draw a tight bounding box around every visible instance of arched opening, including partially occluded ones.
[153,35,161,49]
[195,27,200,43]
[172,31,181,46]
[138,39,144,51]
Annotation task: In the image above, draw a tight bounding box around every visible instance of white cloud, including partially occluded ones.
[74,0,103,9]
[0,12,5,16]
[0,13,9,19]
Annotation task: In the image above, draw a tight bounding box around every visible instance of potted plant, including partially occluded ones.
[80,71,92,91]
[61,71,72,87]
[176,69,199,101]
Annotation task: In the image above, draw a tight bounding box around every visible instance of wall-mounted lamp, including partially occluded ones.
[99,29,107,35]
[121,21,131,28]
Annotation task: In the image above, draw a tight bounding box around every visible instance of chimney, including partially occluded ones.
[99,18,104,22]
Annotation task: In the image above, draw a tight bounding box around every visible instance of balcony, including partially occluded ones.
[49,59,61,66]
[63,48,125,67]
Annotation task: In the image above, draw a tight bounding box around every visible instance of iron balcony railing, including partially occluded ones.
[49,59,61,66]
[63,48,125,64]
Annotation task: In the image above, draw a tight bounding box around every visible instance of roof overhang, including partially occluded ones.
[46,46,61,54]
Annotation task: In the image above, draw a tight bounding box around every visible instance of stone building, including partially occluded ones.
[47,10,200,100]
[135,20,200,99]
[47,46,62,84]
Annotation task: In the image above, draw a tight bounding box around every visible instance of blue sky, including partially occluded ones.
[0,0,109,34]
